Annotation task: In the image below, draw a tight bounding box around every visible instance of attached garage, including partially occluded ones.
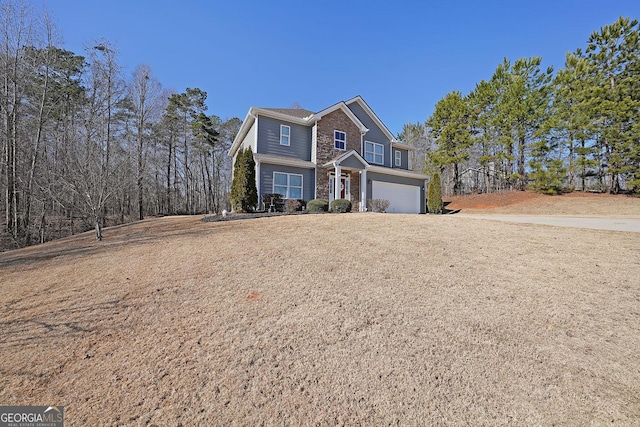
[372,181,421,213]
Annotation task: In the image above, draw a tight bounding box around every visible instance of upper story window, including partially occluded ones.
[334,130,346,150]
[280,125,290,146]
[395,150,402,167]
[365,141,384,165]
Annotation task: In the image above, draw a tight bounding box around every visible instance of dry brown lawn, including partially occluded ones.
[1,193,640,425]
[446,191,640,217]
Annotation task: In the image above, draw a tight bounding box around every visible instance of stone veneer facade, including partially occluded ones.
[315,109,362,209]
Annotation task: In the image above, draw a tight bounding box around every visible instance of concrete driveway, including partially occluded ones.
[456,215,640,233]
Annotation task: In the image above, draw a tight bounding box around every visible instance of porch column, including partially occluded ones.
[334,163,342,200]
[360,168,367,211]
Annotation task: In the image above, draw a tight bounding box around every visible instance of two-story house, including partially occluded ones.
[229,96,428,213]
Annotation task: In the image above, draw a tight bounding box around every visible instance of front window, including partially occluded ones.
[395,150,402,167]
[280,125,290,146]
[273,172,303,199]
[334,130,346,150]
[365,141,384,165]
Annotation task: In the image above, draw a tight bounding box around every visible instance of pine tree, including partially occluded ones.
[528,136,567,194]
[427,172,444,214]
[552,52,597,190]
[584,16,640,193]
[426,91,473,195]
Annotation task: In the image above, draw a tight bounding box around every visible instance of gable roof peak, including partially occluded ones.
[314,101,368,133]
[344,95,397,142]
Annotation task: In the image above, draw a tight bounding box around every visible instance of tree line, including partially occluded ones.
[0,1,240,249]
[401,17,639,196]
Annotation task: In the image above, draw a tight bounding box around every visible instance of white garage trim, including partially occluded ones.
[372,181,420,213]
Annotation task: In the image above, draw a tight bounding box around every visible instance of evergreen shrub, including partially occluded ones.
[330,199,352,213]
[307,199,329,213]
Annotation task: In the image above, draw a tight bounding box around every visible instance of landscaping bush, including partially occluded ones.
[330,199,352,213]
[306,198,329,213]
[427,172,444,214]
[368,199,390,213]
[285,199,303,213]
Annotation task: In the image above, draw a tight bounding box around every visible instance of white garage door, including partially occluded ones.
[372,181,420,213]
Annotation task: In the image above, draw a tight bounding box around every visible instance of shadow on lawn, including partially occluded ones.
[0,218,224,270]
[0,298,125,348]
[437,201,461,215]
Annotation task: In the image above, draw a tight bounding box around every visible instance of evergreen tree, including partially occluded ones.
[230,148,246,212]
[499,57,554,190]
[583,16,640,193]
[426,91,473,194]
[427,172,444,214]
[242,146,258,211]
[552,52,597,190]
[528,136,567,194]
[469,79,500,192]
[229,147,257,212]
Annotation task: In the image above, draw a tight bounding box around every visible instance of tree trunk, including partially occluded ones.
[517,134,526,191]
[568,131,574,189]
[137,132,144,220]
[166,141,172,214]
[95,220,102,241]
[581,139,586,191]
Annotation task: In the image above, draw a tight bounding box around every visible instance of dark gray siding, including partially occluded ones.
[340,155,366,169]
[393,148,409,170]
[257,116,312,160]
[348,102,391,167]
[260,163,315,203]
[366,172,426,213]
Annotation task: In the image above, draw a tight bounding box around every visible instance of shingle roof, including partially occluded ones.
[260,108,316,119]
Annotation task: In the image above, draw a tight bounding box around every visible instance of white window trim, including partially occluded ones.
[280,124,290,146]
[395,150,402,167]
[365,141,384,165]
[273,171,303,199]
[334,130,346,151]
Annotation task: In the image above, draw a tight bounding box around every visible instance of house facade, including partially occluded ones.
[229,96,428,213]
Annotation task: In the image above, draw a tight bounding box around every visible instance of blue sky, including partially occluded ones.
[47,0,639,135]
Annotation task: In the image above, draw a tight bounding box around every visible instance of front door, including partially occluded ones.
[329,174,350,201]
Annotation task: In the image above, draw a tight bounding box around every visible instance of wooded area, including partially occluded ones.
[0,1,240,249]
[403,17,639,196]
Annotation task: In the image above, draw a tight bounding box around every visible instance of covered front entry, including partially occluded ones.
[323,150,369,211]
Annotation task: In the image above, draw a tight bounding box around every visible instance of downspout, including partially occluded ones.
[312,122,318,199]
[253,114,259,153]
[361,166,368,212]
[255,158,261,208]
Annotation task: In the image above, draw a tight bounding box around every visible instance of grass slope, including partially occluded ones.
[1,199,639,425]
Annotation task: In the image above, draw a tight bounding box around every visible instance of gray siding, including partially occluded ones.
[260,164,315,203]
[341,155,366,169]
[367,172,426,213]
[393,148,409,170]
[257,116,312,160]
[348,102,391,167]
